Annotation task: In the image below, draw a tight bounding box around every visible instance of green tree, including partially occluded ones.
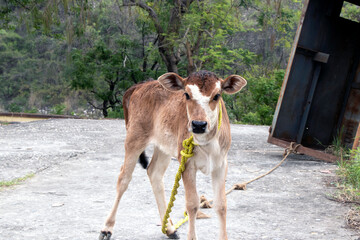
[239,0,302,70]
[181,0,254,74]
[224,69,284,125]
[124,0,256,75]
[340,1,360,23]
[0,29,68,112]
[0,0,303,124]
[122,0,196,73]
[68,38,145,117]
[0,30,25,108]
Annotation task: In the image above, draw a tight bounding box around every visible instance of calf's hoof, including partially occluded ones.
[99,231,112,240]
[168,231,180,239]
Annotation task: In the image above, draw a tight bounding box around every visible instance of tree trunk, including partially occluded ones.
[124,0,195,74]
[158,35,179,73]
[102,100,109,117]
[185,40,195,75]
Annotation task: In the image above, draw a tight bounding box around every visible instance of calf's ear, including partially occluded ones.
[158,72,185,91]
[221,75,247,94]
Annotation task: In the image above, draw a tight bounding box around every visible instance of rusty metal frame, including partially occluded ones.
[267,0,360,162]
[353,123,360,150]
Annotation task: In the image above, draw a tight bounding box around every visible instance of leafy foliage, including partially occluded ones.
[0,29,69,112]
[332,147,360,213]
[67,38,148,117]
[0,0,303,122]
[340,2,360,23]
[338,148,360,190]
[224,69,284,125]
[50,103,66,115]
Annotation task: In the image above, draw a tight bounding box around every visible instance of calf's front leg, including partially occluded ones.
[147,147,178,238]
[211,160,228,240]
[182,160,199,240]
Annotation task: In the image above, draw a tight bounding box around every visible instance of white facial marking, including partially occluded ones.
[186,104,192,132]
[215,81,221,91]
[187,84,210,104]
[187,83,221,133]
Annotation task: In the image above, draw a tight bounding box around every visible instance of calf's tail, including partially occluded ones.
[138,151,149,169]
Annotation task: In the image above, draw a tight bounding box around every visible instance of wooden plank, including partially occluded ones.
[268,136,338,163]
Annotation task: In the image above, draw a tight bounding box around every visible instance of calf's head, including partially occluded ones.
[158,71,246,142]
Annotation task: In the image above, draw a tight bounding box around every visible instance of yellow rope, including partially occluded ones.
[161,101,223,235]
[174,211,189,229]
[161,135,195,234]
[217,101,222,132]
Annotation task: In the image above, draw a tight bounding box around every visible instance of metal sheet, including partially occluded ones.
[270,0,310,135]
[268,0,360,161]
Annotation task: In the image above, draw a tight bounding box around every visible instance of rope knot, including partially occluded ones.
[284,142,301,157]
[234,183,247,190]
[180,149,194,158]
[199,195,212,208]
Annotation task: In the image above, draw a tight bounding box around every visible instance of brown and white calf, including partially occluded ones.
[99,71,247,240]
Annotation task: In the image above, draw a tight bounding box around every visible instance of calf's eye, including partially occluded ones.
[213,94,220,101]
[184,92,190,100]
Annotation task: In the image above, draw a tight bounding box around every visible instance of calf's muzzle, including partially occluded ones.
[192,121,207,134]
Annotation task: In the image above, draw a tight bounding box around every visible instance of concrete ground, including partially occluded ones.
[0,119,358,240]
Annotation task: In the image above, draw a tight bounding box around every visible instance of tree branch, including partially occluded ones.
[192,29,203,54]
[150,60,158,71]
[120,0,164,34]
[13,0,31,10]
[87,101,105,110]
[203,29,214,38]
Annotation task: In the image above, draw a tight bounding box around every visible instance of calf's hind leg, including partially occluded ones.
[99,132,149,240]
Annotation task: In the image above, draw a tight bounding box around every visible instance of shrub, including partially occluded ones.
[50,104,66,115]
[7,103,23,112]
[224,69,284,125]
[341,148,360,189]
[24,108,38,113]
[106,107,124,119]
